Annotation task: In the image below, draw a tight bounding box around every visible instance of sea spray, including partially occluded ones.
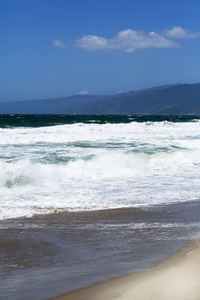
[1,115,200,219]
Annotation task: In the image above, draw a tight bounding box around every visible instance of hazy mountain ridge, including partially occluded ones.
[1,83,200,114]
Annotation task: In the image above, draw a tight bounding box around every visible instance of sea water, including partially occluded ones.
[0,114,200,220]
[1,114,200,300]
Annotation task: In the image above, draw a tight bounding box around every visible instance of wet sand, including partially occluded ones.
[51,239,200,300]
[1,202,200,300]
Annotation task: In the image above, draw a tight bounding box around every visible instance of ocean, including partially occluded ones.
[1,114,200,299]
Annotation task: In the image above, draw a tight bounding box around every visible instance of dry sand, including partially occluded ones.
[50,239,200,300]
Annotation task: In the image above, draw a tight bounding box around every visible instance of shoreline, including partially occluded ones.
[1,202,200,300]
[50,239,200,300]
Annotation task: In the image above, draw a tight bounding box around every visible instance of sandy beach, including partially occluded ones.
[51,239,200,300]
[1,203,200,300]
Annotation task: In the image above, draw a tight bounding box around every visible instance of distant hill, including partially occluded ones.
[0,95,110,114]
[1,83,200,115]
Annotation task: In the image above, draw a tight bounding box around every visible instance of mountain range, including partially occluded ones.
[1,83,200,115]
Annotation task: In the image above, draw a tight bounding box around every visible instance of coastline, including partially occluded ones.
[50,239,200,300]
[1,202,200,300]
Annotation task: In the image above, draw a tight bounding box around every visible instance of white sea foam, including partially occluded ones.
[1,120,200,220]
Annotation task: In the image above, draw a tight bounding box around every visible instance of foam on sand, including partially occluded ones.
[50,239,200,300]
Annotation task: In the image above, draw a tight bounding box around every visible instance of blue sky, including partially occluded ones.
[1,0,200,102]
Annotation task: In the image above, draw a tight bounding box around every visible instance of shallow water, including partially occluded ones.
[1,114,200,299]
[1,201,200,300]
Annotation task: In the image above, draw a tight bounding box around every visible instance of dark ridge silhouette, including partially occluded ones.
[1,83,200,115]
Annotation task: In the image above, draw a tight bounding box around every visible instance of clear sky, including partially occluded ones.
[1,0,200,102]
